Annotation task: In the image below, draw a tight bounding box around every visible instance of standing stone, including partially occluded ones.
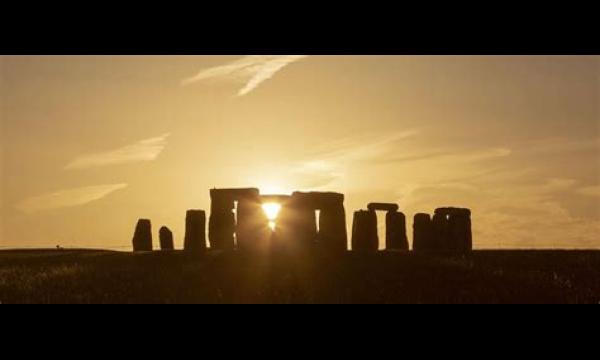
[433,207,472,252]
[184,210,206,253]
[159,226,174,251]
[447,208,472,252]
[132,219,153,252]
[208,192,235,251]
[209,188,260,251]
[351,210,378,251]
[237,196,270,252]
[432,211,451,251]
[386,211,408,250]
[413,213,433,252]
[318,205,348,253]
[275,196,318,253]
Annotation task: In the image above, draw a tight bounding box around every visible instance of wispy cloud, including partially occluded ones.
[182,55,308,96]
[65,133,170,170]
[577,185,600,198]
[16,184,127,213]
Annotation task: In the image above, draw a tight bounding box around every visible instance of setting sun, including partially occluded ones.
[262,202,282,231]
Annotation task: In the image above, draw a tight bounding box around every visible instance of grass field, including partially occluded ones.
[1,249,599,303]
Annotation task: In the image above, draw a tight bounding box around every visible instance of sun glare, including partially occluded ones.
[262,203,281,220]
[262,202,282,231]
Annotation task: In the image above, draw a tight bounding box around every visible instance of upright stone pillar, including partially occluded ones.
[209,191,235,251]
[237,195,270,252]
[413,213,433,252]
[318,205,347,253]
[351,210,378,251]
[184,210,207,253]
[432,211,450,251]
[132,219,153,252]
[159,226,174,251]
[447,208,472,252]
[434,207,472,252]
[275,195,317,253]
[386,211,408,250]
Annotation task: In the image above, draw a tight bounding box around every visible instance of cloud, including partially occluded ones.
[182,55,307,96]
[577,185,600,198]
[65,133,169,170]
[16,184,127,213]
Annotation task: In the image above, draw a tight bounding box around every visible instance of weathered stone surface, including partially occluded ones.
[386,211,408,250]
[367,203,399,212]
[184,210,207,253]
[132,219,153,252]
[351,210,378,251]
[159,226,174,251]
[413,213,433,252]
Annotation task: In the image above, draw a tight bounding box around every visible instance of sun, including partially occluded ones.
[262,202,282,231]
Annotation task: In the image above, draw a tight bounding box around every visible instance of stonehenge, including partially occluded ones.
[132,219,153,252]
[159,226,174,251]
[129,187,472,255]
[352,202,407,251]
[184,210,207,253]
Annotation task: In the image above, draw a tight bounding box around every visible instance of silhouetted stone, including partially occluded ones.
[276,195,317,252]
[292,192,347,252]
[318,205,347,252]
[351,210,378,251]
[159,226,174,251]
[386,211,408,250]
[413,213,433,252]
[431,212,450,251]
[209,188,260,251]
[184,210,206,253]
[132,219,152,252]
[367,203,399,212]
[278,191,347,252]
[433,207,472,252]
[237,195,270,252]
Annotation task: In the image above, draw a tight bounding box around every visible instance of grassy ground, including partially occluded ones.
[1,249,599,303]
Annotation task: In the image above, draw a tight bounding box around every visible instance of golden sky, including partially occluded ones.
[1,55,599,250]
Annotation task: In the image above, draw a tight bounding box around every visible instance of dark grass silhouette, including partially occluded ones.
[1,249,599,304]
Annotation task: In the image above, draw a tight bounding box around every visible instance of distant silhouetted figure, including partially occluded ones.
[132,219,153,252]
[159,226,175,251]
[184,210,206,254]
[351,210,378,251]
